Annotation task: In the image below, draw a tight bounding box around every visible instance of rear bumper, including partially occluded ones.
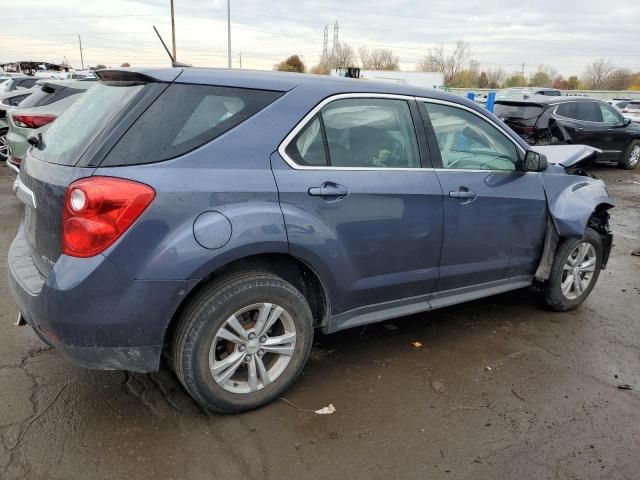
[8,225,196,373]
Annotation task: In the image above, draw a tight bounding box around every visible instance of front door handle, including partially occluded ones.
[308,182,349,198]
[449,187,477,203]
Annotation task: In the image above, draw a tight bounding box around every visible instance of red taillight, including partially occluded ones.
[62,177,155,258]
[12,113,57,129]
[520,126,536,135]
[622,109,629,114]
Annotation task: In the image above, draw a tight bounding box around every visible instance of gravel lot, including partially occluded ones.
[1,164,638,480]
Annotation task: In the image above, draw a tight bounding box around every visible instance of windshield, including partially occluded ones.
[30,82,144,165]
[0,79,10,93]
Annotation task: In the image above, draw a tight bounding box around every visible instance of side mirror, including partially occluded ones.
[27,132,43,148]
[623,118,632,127]
[523,150,548,172]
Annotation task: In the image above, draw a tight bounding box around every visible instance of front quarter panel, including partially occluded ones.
[540,166,614,237]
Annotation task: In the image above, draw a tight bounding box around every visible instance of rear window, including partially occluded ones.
[102,84,282,166]
[494,103,544,120]
[19,85,84,109]
[31,82,143,166]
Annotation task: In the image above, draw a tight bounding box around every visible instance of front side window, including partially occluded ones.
[285,97,421,168]
[599,103,622,125]
[422,102,519,171]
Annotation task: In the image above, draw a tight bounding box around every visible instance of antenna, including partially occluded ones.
[153,25,192,67]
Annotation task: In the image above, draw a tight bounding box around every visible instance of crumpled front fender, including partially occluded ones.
[541,172,614,238]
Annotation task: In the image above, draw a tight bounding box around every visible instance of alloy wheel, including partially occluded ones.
[629,145,640,168]
[0,132,8,162]
[560,242,597,300]
[209,303,296,394]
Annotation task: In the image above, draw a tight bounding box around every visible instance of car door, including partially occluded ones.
[555,101,618,161]
[597,102,631,157]
[271,94,444,319]
[418,99,547,304]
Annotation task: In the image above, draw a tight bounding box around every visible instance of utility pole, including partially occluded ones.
[521,62,525,86]
[77,35,84,70]
[239,52,242,69]
[170,0,177,62]
[227,0,232,68]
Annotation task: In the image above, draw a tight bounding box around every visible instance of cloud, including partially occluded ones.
[0,0,638,76]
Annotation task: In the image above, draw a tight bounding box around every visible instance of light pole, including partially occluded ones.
[170,0,177,61]
[227,0,231,68]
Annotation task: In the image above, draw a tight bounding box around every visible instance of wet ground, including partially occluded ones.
[1,164,638,480]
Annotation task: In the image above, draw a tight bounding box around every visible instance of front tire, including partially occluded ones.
[172,272,314,413]
[619,140,640,170]
[542,228,603,311]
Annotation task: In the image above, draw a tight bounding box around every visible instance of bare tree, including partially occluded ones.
[359,47,399,71]
[329,42,356,69]
[583,59,616,89]
[418,41,471,85]
[607,68,634,90]
[486,68,505,88]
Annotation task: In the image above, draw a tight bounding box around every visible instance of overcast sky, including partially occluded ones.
[0,0,638,77]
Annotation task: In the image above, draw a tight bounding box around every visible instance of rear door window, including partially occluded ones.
[557,101,602,122]
[321,98,420,168]
[103,84,282,166]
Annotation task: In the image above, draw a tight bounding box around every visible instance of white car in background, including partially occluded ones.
[621,100,640,123]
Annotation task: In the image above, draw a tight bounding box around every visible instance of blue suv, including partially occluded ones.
[9,68,613,412]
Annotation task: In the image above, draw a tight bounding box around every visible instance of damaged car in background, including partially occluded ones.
[9,68,614,413]
[494,96,640,169]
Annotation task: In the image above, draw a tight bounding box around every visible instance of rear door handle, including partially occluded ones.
[308,183,349,198]
[449,187,477,203]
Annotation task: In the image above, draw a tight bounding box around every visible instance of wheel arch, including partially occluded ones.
[535,202,613,282]
[162,252,330,355]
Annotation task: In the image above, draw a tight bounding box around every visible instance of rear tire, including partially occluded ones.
[172,272,314,413]
[542,228,603,311]
[619,140,640,170]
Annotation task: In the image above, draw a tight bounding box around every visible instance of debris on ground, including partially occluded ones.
[485,366,492,371]
[279,397,336,414]
[618,384,633,391]
[411,341,423,348]
[432,380,446,393]
[510,388,525,401]
[315,404,336,415]
[631,249,640,257]
[383,323,399,332]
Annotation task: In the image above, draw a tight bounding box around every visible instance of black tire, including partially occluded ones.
[619,140,640,170]
[542,228,603,311]
[172,271,314,413]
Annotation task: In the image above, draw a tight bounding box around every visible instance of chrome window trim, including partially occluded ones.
[277,92,529,173]
[552,101,622,125]
[277,93,426,171]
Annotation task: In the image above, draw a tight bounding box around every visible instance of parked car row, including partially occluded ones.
[9,67,614,413]
[1,78,94,170]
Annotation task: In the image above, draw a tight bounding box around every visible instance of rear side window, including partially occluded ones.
[556,102,602,122]
[103,84,282,166]
[285,116,327,166]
